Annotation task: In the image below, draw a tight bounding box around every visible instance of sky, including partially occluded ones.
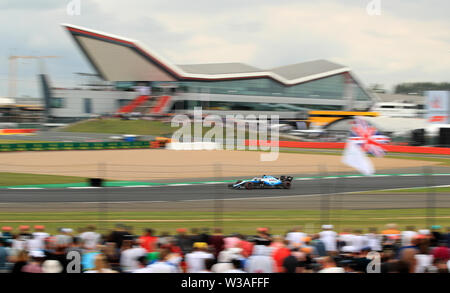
[0,0,449,98]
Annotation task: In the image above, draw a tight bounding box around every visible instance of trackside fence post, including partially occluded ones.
[424,166,436,228]
[98,162,108,234]
[214,163,223,231]
[319,164,330,226]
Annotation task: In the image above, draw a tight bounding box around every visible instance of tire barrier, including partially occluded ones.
[0,140,166,152]
[88,178,104,187]
[0,129,38,135]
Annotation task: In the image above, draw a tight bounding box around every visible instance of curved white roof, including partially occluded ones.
[62,23,351,84]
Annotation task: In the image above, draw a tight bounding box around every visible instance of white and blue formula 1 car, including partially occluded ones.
[228,175,293,190]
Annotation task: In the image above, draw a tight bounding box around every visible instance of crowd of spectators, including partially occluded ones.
[0,223,449,273]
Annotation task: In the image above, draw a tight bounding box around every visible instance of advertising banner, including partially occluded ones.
[426,91,450,124]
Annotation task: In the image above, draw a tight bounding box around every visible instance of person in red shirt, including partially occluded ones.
[272,239,291,273]
[139,228,158,253]
[432,240,450,262]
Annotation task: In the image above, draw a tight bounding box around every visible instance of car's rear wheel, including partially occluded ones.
[283,181,291,189]
[245,182,253,190]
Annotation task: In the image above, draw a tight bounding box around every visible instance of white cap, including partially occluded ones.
[418,229,430,235]
[30,250,45,258]
[322,225,333,230]
[42,260,63,273]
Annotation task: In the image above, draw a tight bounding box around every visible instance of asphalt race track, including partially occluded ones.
[0,175,448,204]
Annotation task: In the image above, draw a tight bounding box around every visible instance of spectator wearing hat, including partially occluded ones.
[28,225,49,252]
[185,242,214,273]
[1,226,13,242]
[19,226,32,239]
[32,225,49,242]
[319,225,338,254]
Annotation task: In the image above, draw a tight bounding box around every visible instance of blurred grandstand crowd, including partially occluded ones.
[0,223,449,273]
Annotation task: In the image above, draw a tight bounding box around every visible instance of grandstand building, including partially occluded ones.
[50,24,376,120]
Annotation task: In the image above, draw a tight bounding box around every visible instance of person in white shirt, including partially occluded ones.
[32,225,49,242]
[211,250,235,273]
[285,226,306,248]
[120,239,147,273]
[319,225,337,253]
[351,230,369,253]
[339,228,355,253]
[79,225,101,250]
[28,225,50,252]
[366,227,382,252]
[185,242,214,273]
[245,245,274,273]
[401,226,418,247]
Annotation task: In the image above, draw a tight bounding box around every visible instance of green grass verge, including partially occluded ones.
[0,172,87,186]
[368,186,450,194]
[0,140,52,144]
[1,209,449,235]
[63,119,176,136]
[62,119,260,139]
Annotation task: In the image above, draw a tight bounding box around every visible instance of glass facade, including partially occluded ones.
[50,97,65,108]
[178,74,352,100]
[353,84,372,101]
[171,100,342,111]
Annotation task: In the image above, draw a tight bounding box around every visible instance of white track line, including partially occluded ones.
[67,187,100,189]
[8,187,44,190]
[2,184,448,205]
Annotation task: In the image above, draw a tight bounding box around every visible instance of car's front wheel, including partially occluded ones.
[245,182,254,190]
[282,181,291,189]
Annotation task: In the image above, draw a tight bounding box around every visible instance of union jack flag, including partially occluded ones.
[349,117,390,157]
